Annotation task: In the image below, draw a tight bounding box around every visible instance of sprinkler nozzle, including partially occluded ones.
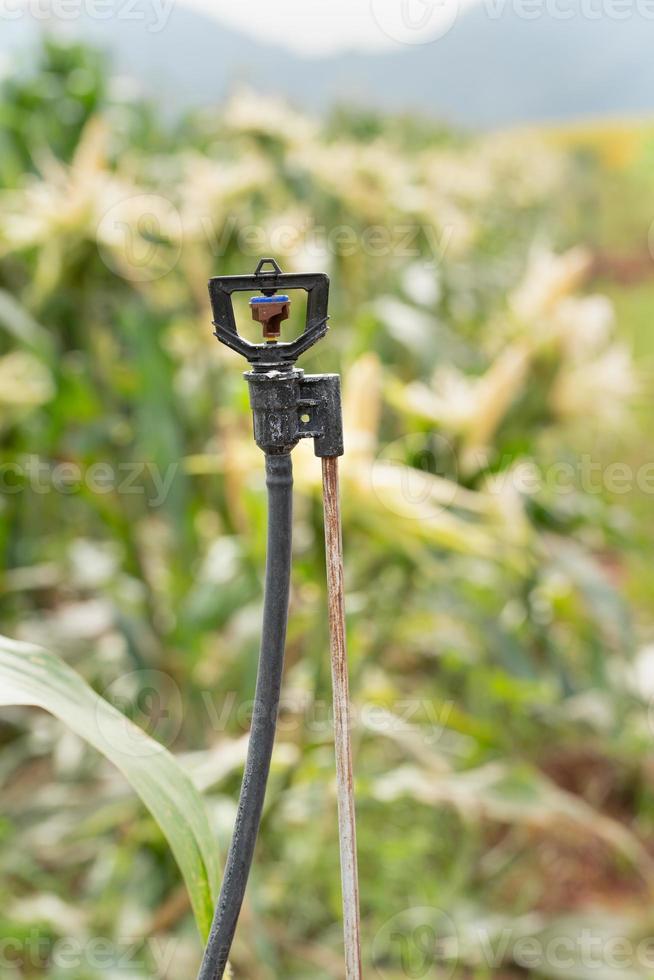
[250,294,291,342]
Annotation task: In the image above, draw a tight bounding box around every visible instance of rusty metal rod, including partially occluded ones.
[321,455,363,980]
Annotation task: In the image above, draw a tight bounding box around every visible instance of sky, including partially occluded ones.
[179,0,469,56]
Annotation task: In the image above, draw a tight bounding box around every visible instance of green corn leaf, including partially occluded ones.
[0,634,220,940]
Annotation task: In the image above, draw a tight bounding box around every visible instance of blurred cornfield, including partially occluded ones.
[2,38,654,979]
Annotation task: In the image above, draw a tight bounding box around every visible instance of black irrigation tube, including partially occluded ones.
[198,453,293,979]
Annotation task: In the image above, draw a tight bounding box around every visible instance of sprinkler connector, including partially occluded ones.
[246,370,343,456]
[209,258,344,457]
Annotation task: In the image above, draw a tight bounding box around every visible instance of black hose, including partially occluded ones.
[198,452,293,980]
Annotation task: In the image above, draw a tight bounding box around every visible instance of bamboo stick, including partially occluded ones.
[321,455,363,980]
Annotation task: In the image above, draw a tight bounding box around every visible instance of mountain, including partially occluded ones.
[3,3,654,128]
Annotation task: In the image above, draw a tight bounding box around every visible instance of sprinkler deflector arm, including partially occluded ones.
[199,260,361,980]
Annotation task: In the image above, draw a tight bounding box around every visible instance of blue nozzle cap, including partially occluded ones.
[249,295,291,304]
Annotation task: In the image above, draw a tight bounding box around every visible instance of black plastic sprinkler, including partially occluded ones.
[198,259,362,980]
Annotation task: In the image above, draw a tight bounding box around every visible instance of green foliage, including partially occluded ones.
[0,39,107,184]
[0,635,219,938]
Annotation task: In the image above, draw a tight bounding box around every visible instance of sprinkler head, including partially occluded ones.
[208,258,343,457]
[250,294,291,342]
[209,257,329,371]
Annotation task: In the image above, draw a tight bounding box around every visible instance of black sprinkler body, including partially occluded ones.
[209,256,343,458]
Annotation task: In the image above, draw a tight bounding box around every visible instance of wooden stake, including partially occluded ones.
[322,455,363,980]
